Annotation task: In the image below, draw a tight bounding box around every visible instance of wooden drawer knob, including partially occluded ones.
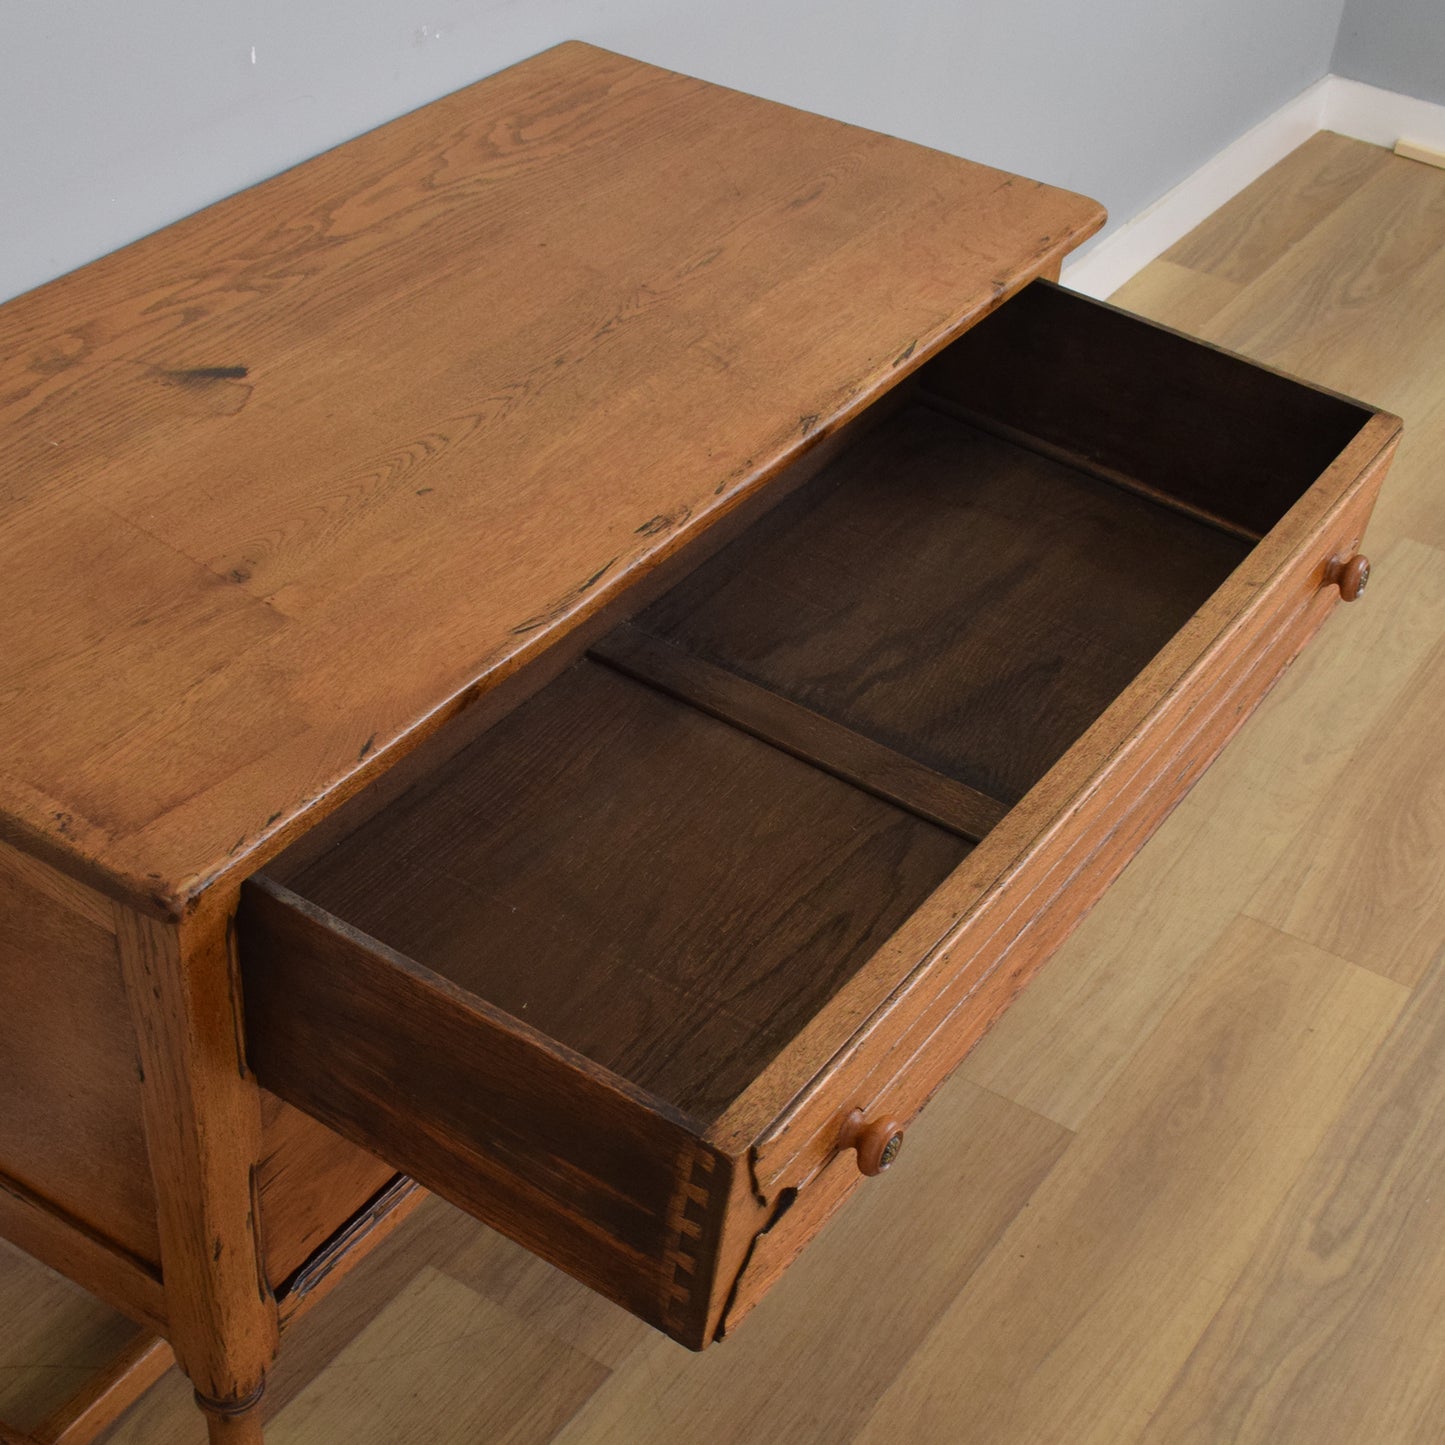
[838,1109,904,1176]
[1327,553,1371,602]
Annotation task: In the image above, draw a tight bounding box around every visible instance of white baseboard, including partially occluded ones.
[1062,74,1445,300]
[1327,76,1445,152]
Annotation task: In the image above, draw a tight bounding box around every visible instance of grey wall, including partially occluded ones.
[1334,0,1445,105]
[3,0,1352,305]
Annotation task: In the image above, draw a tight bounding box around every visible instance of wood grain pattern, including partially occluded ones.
[1108,259,1242,336]
[962,532,1445,1129]
[270,1267,610,1445]
[231,270,1392,1372]
[254,1099,398,1292]
[0,1239,146,1436]
[706,405,1395,1163]
[1138,936,1445,1444]
[0,839,113,935]
[192,1395,265,1445]
[239,391,911,887]
[275,1179,424,1330]
[0,1177,164,1337]
[853,918,1406,1445]
[732,532,1351,1218]
[0,40,1102,916]
[28,1336,173,1445]
[235,299,1389,1374]
[553,1082,1069,1444]
[1180,142,1445,427]
[1165,130,1394,285]
[0,93,1412,1445]
[1246,631,1445,986]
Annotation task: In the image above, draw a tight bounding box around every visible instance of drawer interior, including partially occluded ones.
[629,402,1251,807]
[270,659,968,1122]
[258,282,1375,1127]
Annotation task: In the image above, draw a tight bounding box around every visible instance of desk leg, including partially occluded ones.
[195,1386,266,1444]
[117,894,278,1444]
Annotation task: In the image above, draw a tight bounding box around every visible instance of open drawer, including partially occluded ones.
[239,282,1399,1348]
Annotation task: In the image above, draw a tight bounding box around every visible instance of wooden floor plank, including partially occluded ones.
[549,1084,1068,1445]
[1200,148,1445,420]
[854,919,1406,1445]
[1109,258,1242,335]
[266,1268,608,1445]
[1370,384,1445,558]
[436,1220,654,1377]
[1140,939,1445,1444]
[1164,131,1394,285]
[0,1242,137,1437]
[961,534,1445,1127]
[1248,622,1445,986]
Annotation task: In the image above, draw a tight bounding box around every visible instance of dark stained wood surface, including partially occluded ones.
[592,624,1009,841]
[926,281,1371,536]
[0,41,1104,915]
[640,403,1253,805]
[265,659,967,1121]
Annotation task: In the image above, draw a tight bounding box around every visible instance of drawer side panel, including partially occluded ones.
[240,879,734,1346]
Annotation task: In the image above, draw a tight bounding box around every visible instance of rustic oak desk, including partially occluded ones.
[0,41,1398,1443]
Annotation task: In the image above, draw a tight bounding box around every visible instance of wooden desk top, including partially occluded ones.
[0,41,1103,916]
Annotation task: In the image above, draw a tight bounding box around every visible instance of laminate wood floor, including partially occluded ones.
[4,129,1443,1445]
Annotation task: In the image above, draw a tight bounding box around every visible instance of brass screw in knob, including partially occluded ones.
[1326,553,1371,602]
[838,1108,904,1177]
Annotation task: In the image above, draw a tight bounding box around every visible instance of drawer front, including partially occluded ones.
[718,431,1390,1319]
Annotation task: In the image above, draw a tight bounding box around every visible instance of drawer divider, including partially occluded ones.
[591,624,1009,843]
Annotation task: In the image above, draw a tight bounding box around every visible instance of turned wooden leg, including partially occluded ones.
[196,1385,266,1444]
[117,892,278,1445]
